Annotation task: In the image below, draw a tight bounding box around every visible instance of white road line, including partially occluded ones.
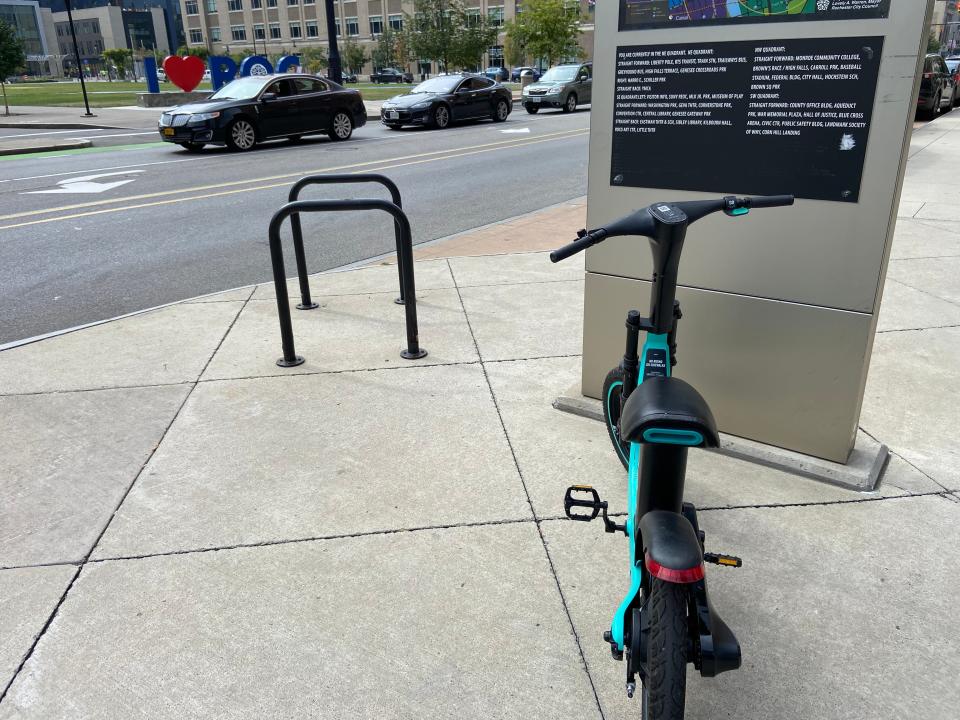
[0,158,193,184]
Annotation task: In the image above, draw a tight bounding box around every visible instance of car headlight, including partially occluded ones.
[411,101,431,110]
[548,85,563,94]
[189,111,220,122]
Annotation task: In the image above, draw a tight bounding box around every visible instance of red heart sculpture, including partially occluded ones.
[163,55,205,92]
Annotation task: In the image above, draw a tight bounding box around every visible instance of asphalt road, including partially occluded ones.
[0,109,590,345]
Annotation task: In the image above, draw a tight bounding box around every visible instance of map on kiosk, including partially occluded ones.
[619,0,890,30]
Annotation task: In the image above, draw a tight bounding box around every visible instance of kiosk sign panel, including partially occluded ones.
[610,37,883,201]
[620,0,891,30]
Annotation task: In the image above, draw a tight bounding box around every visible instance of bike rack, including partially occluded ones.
[288,174,408,308]
[268,198,428,368]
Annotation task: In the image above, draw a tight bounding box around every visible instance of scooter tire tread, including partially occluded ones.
[645,579,687,720]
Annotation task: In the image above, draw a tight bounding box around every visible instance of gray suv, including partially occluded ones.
[521,62,592,114]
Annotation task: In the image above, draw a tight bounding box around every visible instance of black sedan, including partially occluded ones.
[379,74,512,130]
[158,74,366,152]
[370,67,414,83]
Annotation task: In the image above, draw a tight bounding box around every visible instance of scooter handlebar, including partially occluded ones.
[743,194,795,209]
[550,228,608,263]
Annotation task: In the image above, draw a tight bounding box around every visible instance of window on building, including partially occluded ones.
[210,26,221,41]
[369,15,382,35]
[287,0,298,5]
[466,9,480,27]
[189,28,203,42]
[488,45,504,66]
[253,24,265,39]
[205,0,216,11]
[306,20,318,37]
[289,22,302,38]
[267,0,277,6]
[303,0,314,4]
[345,16,358,35]
[488,5,504,27]
[185,0,198,15]
[231,24,246,40]
[227,0,242,10]
[251,0,262,7]
[388,14,402,31]
[269,22,281,38]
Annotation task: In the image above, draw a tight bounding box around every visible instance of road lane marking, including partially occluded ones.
[0,128,586,222]
[24,170,144,195]
[0,130,588,231]
[0,158,193,184]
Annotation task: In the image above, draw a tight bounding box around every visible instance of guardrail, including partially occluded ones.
[268,197,427,368]
[288,173,408,308]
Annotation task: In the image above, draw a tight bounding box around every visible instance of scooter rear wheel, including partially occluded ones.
[602,367,631,470]
[642,578,688,720]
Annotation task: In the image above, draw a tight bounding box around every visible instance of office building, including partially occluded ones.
[0,0,60,75]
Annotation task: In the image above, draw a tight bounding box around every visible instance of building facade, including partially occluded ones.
[0,0,58,75]
[38,0,184,54]
[52,4,170,75]
[179,0,595,76]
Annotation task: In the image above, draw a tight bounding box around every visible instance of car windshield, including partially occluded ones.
[540,66,578,83]
[947,59,960,72]
[209,76,269,100]
[410,76,460,94]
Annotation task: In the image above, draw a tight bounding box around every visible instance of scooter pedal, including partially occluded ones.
[704,552,743,568]
[564,485,604,522]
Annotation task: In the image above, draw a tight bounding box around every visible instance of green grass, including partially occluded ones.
[1,79,522,107]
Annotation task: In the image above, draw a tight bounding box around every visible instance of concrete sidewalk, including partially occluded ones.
[0,117,958,719]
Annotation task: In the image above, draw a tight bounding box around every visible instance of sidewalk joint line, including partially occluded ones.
[0,380,194,399]
[446,258,607,720]
[877,323,960,334]
[886,276,960,310]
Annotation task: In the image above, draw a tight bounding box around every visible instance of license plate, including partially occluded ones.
[163,128,174,136]
[386,111,399,119]
[530,97,541,103]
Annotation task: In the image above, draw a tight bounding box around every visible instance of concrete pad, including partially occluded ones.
[94,365,529,558]
[449,251,584,287]
[914,202,960,222]
[0,302,243,394]
[0,565,76,691]
[250,258,454,300]
[484,357,902,520]
[183,287,255,304]
[876,278,960,332]
[896,200,922,218]
[458,281,583,361]
[886,256,960,306]
[5,524,600,719]
[542,494,960,720]
[861,327,960,489]
[889,218,960,259]
[202,289,477,381]
[0,385,191,568]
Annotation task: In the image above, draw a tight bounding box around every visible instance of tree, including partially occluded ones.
[507,0,584,67]
[404,0,497,73]
[0,19,25,116]
[298,46,328,74]
[928,33,942,55]
[176,46,210,61]
[102,47,133,81]
[504,24,529,67]
[372,28,402,70]
[341,38,368,74]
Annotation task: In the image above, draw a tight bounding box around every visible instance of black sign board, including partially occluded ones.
[620,0,890,31]
[610,37,884,202]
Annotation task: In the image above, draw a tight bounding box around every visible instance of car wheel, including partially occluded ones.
[432,104,451,129]
[226,118,257,151]
[525,104,539,114]
[493,99,510,122]
[177,142,205,152]
[563,93,578,113]
[329,111,354,141]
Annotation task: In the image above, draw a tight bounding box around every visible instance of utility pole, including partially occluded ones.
[64,0,94,116]
[324,0,342,83]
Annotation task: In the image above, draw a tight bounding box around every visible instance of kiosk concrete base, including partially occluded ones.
[554,389,889,492]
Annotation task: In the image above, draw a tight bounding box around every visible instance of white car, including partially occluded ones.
[156,67,167,82]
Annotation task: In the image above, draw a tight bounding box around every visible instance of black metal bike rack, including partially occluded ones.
[269,198,428,368]
[288,174,408,308]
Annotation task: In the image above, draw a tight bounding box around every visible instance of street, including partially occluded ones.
[0,109,590,345]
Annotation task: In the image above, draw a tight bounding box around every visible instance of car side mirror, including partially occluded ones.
[261,92,277,102]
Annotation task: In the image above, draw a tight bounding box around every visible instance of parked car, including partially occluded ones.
[521,62,592,114]
[158,73,366,152]
[483,66,509,82]
[917,54,955,119]
[379,73,512,129]
[370,67,413,83]
[945,56,960,105]
[342,71,358,83]
[156,67,166,82]
[511,66,541,82]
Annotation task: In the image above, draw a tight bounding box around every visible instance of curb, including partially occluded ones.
[0,122,124,130]
[0,138,92,156]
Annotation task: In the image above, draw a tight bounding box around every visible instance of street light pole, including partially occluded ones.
[324,0,342,84]
[64,0,94,116]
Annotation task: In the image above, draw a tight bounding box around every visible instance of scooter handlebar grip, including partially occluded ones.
[550,229,606,263]
[747,194,795,209]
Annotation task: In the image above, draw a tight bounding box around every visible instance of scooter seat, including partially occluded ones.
[620,377,720,448]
